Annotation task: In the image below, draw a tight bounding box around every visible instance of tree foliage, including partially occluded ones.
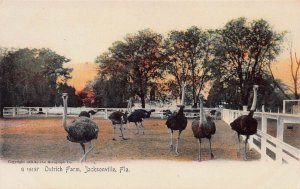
[0,48,75,117]
[163,27,217,106]
[96,29,165,108]
[212,17,286,107]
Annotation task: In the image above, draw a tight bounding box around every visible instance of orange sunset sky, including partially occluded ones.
[0,0,299,92]
[64,59,293,92]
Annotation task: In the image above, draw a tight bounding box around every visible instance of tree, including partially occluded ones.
[0,48,73,117]
[164,27,216,106]
[96,29,165,108]
[214,17,286,107]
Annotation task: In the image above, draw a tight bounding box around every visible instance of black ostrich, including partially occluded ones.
[166,105,187,155]
[62,93,99,163]
[230,85,259,160]
[78,110,98,118]
[78,111,90,118]
[191,95,216,161]
[127,109,153,134]
[108,111,128,140]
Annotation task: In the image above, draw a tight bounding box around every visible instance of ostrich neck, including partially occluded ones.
[199,98,206,125]
[250,89,257,111]
[62,98,69,132]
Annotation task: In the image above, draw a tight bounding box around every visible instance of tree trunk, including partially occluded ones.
[0,104,4,118]
[140,94,145,108]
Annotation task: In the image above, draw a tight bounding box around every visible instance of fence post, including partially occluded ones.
[276,117,284,164]
[105,109,108,119]
[261,112,267,161]
[12,108,16,117]
[29,108,32,116]
[45,108,48,117]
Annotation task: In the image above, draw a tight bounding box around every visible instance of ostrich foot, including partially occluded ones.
[211,153,214,159]
[175,151,179,156]
[122,137,128,140]
[169,144,173,151]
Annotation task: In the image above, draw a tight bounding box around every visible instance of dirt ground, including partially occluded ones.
[0,117,266,163]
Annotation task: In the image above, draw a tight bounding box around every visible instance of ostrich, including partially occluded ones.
[78,111,90,118]
[108,111,128,140]
[78,110,97,118]
[127,109,153,134]
[166,105,187,155]
[62,93,99,162]
[191,95,216,161]
[230,85,259,160]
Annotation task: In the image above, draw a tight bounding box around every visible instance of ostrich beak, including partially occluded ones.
[62,93,68,98]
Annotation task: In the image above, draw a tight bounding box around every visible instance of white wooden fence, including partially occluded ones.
[3,107,220,119]
[222,109,300,164]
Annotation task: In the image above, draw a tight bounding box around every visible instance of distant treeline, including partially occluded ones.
[0,48,82,117]
[86,17,288,110]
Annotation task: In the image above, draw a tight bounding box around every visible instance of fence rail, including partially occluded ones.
[3,107,221,119]
[222,109,300,164]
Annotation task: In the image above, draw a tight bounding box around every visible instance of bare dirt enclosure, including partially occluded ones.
[0,117,264,162]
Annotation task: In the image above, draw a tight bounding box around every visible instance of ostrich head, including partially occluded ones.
[62,93,68,100]
[253,85,259,91]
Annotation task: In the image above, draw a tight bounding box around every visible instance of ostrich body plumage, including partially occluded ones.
[166,107,187,131]
[109,111,128,125]
[230,111,257,136]
[127,109,152,134]
[65,117,99,143]
[191,118,216,140]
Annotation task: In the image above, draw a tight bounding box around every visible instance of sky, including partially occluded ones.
[0,0,299,91]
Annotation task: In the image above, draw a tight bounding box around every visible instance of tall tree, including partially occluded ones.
[96,29,165,108]
[214,17,285,107]
[164,27,216,106]
[0,48,72,117]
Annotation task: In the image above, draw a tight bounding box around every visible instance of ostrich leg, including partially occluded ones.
[135,122,139,134]
[140,121,145,135]
[80,143,86,162]
[236,133,241,157]
[169,130,173,151]
[209,138,214,159]
[119,123,127,140]
[175,131,181,156]
[244,136,249,160]
[198,139,202,161]
[113,125,116,140]
[80,141,95,163]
